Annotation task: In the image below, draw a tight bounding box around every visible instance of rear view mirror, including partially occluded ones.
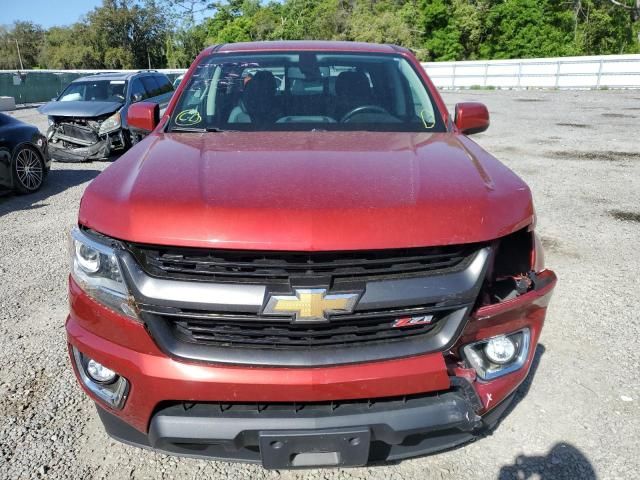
[454,102,490,135]
[131,93,144,103]
[127,102,159,134]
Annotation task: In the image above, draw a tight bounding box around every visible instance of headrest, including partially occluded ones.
[335,71,371,97]
[244,70,277,114]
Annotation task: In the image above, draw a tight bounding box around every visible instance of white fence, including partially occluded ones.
[4,54,640,99]
[421,54,640,89]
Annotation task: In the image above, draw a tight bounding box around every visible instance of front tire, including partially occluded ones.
[13,145,45,194]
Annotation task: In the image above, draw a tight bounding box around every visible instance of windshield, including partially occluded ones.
[58,80,127,102]
[168,52,444,132]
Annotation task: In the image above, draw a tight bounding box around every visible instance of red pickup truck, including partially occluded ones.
[66,41,556,469]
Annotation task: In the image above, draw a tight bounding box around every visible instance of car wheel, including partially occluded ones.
[13,145,45,194]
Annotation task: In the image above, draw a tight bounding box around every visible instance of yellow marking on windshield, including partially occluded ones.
[420,109,435,129]
[175,109,202,126]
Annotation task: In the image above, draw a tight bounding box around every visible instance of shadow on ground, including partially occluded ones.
[498,443,596,479]
[0,167,101,218]
[496,346,596,479]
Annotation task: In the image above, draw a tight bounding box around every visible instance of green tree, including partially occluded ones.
[4,0,640,70]
[348,2,413,46]
[0,26,21,70]
[478,0,577,59]
[0,21,45,69]
[418,0,465,60]
[88,0,170,68]
[41,24,102,69]
[166,24,208,67]
[575,0,640,53]
[213,16,254,42]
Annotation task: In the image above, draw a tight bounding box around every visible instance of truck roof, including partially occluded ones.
[207,41,408,55]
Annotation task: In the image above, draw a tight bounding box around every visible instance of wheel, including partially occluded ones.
[13,145,45,194]
[341,105,390,123]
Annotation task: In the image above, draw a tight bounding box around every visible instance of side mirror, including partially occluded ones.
[131,92,144,103]
[127,102,159,134]
[454,102,490,135]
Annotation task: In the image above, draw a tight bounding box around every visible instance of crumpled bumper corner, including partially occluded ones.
[49,138,110,162]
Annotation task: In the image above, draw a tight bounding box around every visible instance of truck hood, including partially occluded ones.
[80,131,534,250]
[38,100,122,118]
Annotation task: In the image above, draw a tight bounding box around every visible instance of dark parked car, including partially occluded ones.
[39,71,174,162]
[0,113,50,194]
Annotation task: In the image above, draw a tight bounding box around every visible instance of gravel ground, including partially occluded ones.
[0,90,639,479]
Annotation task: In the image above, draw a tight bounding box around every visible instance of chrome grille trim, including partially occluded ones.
[118,248,491,313]
[116,246,491,366]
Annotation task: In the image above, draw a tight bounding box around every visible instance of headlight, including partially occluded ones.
[98,111,121,135]
[69,227,138,320]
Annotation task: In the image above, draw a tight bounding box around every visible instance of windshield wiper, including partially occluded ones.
[169,126,228,133]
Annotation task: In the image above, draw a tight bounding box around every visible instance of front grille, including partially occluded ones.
[126,243,487,363]
[128,243,475,283]
[145,304,452,349]
[61,123,98,144]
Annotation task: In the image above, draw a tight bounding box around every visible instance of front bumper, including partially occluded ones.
[66,269,556,467]
[48,129,126,162]
[49,139,110,162]
[96,388,514,468]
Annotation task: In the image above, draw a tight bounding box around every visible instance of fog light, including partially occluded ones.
[86,359,117,384]
[71,347,129,409]
[462,329,530,381]
[484,336,516,365]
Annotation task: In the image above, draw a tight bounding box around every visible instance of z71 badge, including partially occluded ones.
[392,315,434,328]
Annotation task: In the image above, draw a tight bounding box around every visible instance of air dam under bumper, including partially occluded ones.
[96,390,514,468]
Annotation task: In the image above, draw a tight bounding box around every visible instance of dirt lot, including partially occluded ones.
[1,90,638,479]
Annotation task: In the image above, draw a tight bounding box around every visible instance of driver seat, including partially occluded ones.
[228,71,280,125]
[333,71,373,120]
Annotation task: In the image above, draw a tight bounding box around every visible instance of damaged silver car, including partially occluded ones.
[39,71,174,162]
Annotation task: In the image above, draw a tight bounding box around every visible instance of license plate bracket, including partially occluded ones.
[259,427,371,469]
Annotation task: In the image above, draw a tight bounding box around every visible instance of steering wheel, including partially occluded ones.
[341,105,390,123]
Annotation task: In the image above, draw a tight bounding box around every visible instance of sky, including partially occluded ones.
[1,0,103,28]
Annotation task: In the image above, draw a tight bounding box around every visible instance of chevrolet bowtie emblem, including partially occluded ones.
[263,288,360,322]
